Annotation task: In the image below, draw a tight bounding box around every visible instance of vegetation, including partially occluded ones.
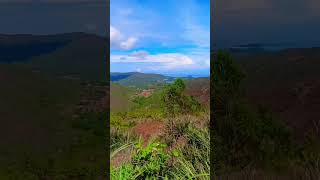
[110,78,210,179]
[111,72,176,89]
[0,33,108,178]
[212,50,320,178]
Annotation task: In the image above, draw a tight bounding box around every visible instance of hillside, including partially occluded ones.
[110,83,134,112]
[110,78,210,179]
[233,47,320,138]
[110,74,210,112]
[111,72,176,89]
[0,64,81,148]
[0,33,108,178]
[185,77,210,107]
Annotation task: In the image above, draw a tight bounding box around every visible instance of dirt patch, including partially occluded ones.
[131,121,164,143]
[137,89,154,98]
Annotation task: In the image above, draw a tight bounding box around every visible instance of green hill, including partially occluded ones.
[111,72,176,89]
[110,83,134,112]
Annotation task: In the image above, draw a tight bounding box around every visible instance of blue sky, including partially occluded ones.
[110,0,210,77]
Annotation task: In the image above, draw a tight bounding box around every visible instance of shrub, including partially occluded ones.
[111,141,170,180]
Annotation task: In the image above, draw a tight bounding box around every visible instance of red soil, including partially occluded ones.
[131,121,164,143]
[137,89,154,98]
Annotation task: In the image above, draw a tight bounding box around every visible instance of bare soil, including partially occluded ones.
[131,121,165,143]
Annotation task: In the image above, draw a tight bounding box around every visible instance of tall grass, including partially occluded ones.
[110,115,210,180]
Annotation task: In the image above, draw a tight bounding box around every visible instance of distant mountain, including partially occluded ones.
[0,32,108,81]
[110,72,177,88]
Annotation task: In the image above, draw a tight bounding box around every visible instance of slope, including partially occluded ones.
[110,83,134,112]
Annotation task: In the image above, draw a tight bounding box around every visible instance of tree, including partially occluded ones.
[162,79,201,118]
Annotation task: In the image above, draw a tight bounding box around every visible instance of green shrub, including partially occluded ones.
[111,141,170,180]
[132,141,169,179]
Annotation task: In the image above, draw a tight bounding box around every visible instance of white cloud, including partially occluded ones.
[110,25,123,44]
[111,52,195,70]
[110,25,138,50]
[128,50,149,59]
[120,37,138,50]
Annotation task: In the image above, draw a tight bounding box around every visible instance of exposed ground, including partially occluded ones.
[131,121,165,142]
[137,89,155,98]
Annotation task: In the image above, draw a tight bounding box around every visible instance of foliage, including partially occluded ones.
[162,79,202,117]
[212,51,299,174]
[110,75,208,179]
[172,124,210,179]
[111,124,210,180]
[111,141,170,180]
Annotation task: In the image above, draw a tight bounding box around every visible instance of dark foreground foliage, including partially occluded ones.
[212,51,320,178]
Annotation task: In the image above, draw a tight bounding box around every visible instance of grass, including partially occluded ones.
[110,116,210,180]
[110,79,210,179]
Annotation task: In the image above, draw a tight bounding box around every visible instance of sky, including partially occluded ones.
[214,0,320,48]
[0,0,108,36]
[110,0,210,77]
